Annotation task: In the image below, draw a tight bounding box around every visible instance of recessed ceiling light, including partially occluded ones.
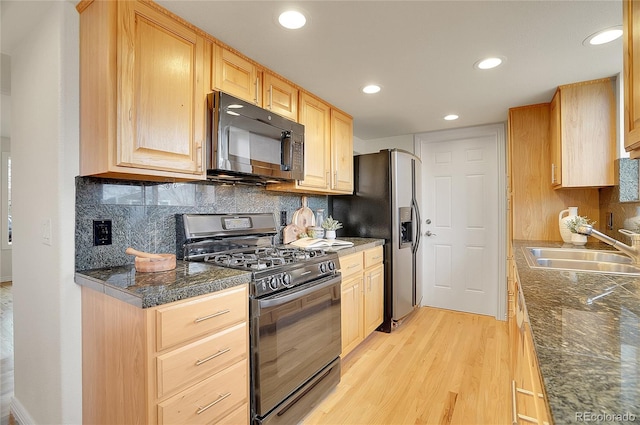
[362,84,381,94]
[278,10,306,29]
[444,114,459,121]
[584,26,623,46]
[474,57,504,70]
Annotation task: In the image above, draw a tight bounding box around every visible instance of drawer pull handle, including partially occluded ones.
[347,264,359,269]
[196,392,231,415]
[371,255,382,260]
[195,347,231,366]
[194,309,230,323]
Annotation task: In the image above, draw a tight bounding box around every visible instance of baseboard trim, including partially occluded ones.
[11,397,36,425]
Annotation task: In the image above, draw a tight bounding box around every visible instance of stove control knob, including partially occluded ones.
[328,261,336,271]
[319,262,327,273]
[268,276,279,291]
[282,273,292,287]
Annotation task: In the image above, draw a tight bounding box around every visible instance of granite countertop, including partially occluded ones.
[330,237,385,256]
[75,261,252,308]
[75,237,384,309]
[513,240,640,424]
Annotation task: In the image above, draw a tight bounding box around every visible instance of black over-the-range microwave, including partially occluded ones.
[206,91,304,184]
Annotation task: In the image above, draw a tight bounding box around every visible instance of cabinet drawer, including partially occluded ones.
[158,359,248,425]
[364,246,383,268]
[157,322,247,398]
[156,286,247,351]
[217,403,249,425]
[339,252,363,278]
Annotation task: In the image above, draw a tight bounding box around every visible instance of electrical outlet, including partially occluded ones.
[607,212,614,230]
[93,220,112,246]
[280,211,288,226]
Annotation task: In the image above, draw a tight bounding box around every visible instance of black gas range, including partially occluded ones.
[176,213,339,298]
[177,213,342,425]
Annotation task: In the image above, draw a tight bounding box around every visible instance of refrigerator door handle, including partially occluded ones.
[412,199,421,254]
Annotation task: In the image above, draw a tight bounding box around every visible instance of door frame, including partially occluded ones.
[414,122,507,321]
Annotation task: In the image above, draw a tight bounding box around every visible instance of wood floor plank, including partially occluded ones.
[302,307,511,425]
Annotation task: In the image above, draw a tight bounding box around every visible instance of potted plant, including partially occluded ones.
[321,216,343,239]
[564,215,596,246]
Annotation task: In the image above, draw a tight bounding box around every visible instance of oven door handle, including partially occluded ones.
[257,275,341,309]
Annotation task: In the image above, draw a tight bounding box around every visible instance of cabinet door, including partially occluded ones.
[553,79,616,188]
[263,73,298,121]
[214,45,259,105]
[624,0,640,153]
[549,91,562,187]
[298,92,331,189]
[331,109,354,193]
[118,1,205,176]
[341,274,364,357]
[364,264,384,336]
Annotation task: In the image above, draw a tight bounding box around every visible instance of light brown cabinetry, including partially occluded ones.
[624,0,640,155]
[331,109,355,193]
[267,92,354,194]
[508,104,601,241]
[509,265,552,425]
[549,78,616,188]
[82,285,249,425]
[78,0,207,181]
[298,92,333,190]
[214,45,261,105]
[263,72,299,121]
[340,246,384,357]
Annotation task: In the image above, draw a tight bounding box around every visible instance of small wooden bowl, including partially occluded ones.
[133,254,176,273]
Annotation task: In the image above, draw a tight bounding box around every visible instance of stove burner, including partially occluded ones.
[203,246,327,271]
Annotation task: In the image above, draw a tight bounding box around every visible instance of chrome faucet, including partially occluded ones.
[576,224,640,264]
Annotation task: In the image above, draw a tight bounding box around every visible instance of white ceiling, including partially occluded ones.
[1,1,624,141]
[156,0,623,140]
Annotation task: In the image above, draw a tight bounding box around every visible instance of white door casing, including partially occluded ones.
[414,123,506,320]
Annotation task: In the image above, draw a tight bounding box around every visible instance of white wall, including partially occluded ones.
[1,137,11,282]
[353,134,415,155]
[10,2,81,423]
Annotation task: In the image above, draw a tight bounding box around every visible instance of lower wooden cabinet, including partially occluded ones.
[340,246,384,357]
[82,285,249,425]
[510,266,552,425]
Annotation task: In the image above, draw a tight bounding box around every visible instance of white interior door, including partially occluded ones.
[416,124,505,318]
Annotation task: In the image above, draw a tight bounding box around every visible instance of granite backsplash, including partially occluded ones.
[75,177,328,271]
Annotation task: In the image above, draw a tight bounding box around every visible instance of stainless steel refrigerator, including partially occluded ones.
[331,149,422,332]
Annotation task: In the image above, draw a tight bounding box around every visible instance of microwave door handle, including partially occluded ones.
[281,131,292,171]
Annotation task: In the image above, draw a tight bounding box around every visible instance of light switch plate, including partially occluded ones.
[41,218,52,246]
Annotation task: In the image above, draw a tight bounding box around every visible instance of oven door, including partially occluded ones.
[251,274,342,419]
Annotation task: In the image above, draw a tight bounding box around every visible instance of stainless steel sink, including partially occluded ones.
[523,247,640,275]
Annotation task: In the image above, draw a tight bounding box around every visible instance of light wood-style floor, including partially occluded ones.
[0,282,14,425]
[303,307,511,425]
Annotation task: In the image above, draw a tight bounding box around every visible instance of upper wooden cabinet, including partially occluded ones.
[267,91,354,195]
[549,78,616,188]
[298,92,333,190]
[331,109,355,193]
[78,0,207,181]
[624,0,640,156]
[213,45,260,105]
[263,72,299,121]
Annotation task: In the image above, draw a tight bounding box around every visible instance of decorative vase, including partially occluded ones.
[325,230,336,239]
[571,233,587,246]
[559,207,579,243]
[623,206,640,232]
